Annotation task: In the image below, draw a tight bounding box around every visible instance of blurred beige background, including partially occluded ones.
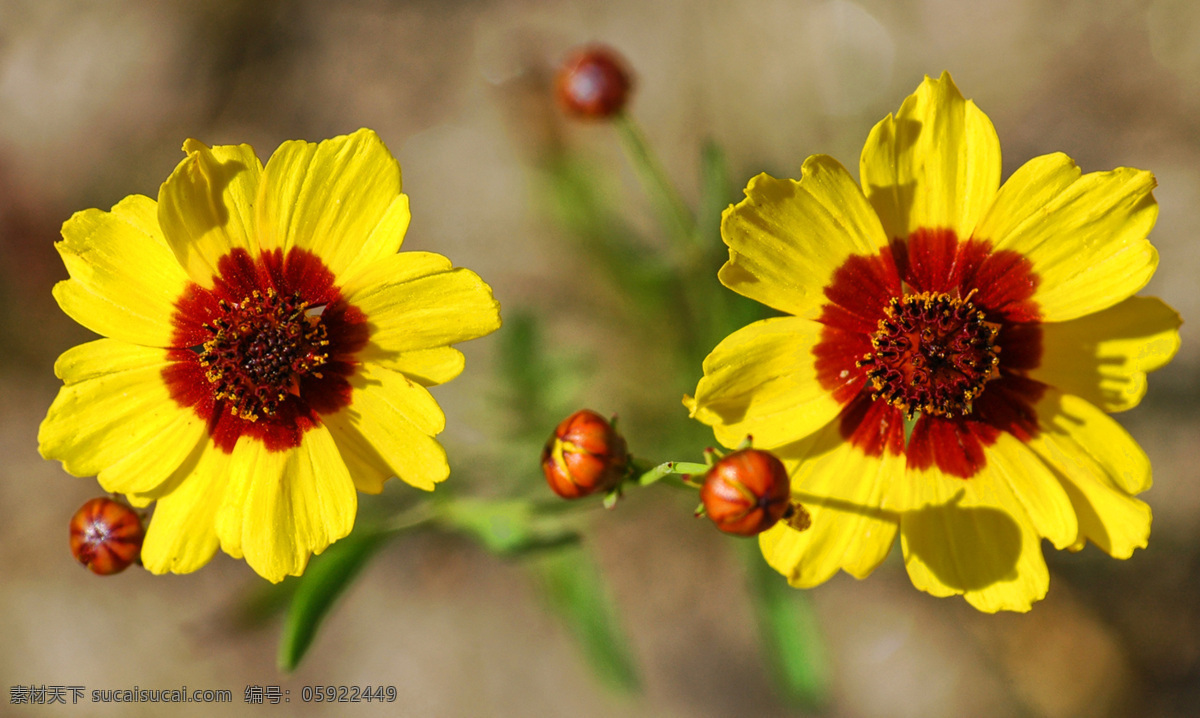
[2,0,1198,716]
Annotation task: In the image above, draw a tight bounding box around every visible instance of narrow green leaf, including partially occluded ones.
[277,529,389,672]
[741,542,831,709]
[440,498,579,557]
[531,546,640,693]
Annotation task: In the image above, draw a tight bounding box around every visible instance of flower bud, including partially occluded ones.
[542,409,629,499]
[700,449,791,536]
[69,497,144,575]
[555,45,633,119]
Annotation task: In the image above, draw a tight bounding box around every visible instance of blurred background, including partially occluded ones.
[2,0,1199,715]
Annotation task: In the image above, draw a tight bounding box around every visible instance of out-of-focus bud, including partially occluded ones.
[69,497,144,575]
[542,409,630,499]
[555,45,633,119]
[700,449,791,536]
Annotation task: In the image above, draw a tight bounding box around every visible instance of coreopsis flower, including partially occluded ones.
[40,129,501,582]
[686,73,1181,612]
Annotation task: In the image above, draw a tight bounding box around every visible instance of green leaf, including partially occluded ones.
[531,546,640,692]
[277,529,389,672]
[440,498,580,557]
[741,542,831,709]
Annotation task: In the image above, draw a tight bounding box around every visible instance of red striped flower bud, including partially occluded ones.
[542,409,629,499]
[700,449,791,536]
[555,45,633,119]
[69,498,144,575]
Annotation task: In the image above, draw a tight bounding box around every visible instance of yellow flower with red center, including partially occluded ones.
[686,73,1181,612]
[40,129,501,582]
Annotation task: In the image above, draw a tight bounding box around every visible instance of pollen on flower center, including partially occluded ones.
[197,288,330,422]
[856,290,1000,418]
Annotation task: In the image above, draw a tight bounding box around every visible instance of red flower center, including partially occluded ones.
[198,289,330,422]
[164,248,368,453]
[857,290,1000,418]
[812,228,1046,479]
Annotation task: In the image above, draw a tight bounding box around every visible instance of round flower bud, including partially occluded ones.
[69,498,144,575]
[555,45,633,119]
[700,449,791,536]
[542,409,629,499]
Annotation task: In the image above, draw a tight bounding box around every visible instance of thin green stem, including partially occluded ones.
[613,113,696,251]
[382,503,439,535]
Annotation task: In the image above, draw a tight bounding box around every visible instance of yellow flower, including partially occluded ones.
[686,73,1181,612]
[40,129,501,582]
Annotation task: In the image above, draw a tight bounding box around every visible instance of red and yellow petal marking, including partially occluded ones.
[690,316,850,450]
[719,155,891,320]
[158,140,264,289]
[163,247,368,454]
[809,226,1048,481]
[973,153,1158,321]
[1032,296,1181,413]
[255,129,409,280]
[216,426,357,582]
[860,72,1001,243]
[53,195,192,347]
[38,340,204,493]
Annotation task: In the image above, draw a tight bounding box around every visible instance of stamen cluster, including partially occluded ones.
[197,288,329,421]
[857,291,1000,418]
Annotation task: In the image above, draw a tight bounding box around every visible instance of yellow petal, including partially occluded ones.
[217,426,357,582]
[323,409,396,494]
[141,443,231,575]
[719,155,891,319]
[1028,386,1151,497]
[255,128,409,279]
[355,346,466,387]
[761,417,903,587]
[1025,409,1151,558]
[900,474,1048,613]
[38,340,200,491]
[860,71,1001,242]
[158,140,263,288]
[690,316,848,450]
[1031,296,1181,412]
[329,362,450,491]
[338,250,452,299]
[349,259,502,356]
[973,153,1158,321]
[53,194,190,347]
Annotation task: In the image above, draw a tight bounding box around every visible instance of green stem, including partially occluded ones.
[613,113,696,251]
[382,503,438,535]
[634,460,708,487]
